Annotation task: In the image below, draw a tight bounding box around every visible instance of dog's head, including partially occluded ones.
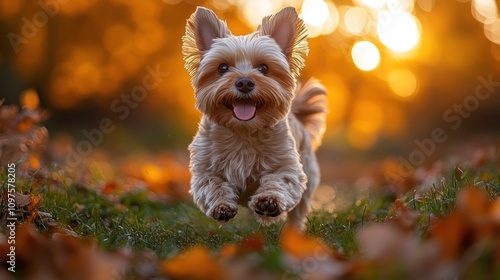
[182,6,308,130]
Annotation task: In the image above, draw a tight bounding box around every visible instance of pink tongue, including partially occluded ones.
[232,100,256,121]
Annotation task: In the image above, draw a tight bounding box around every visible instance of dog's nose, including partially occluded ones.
[235,78,255,94]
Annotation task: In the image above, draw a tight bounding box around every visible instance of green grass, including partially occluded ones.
[6,164,500,260]
[36,182,284,258]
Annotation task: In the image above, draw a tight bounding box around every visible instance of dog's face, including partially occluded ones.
[182,7,309,129]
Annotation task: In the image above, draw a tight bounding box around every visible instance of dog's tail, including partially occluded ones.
[292,78,328,151]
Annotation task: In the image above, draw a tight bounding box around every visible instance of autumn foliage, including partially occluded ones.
[1,100,500,279]
[1,188,500,279]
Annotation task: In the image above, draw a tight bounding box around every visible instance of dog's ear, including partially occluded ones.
[185,7,231,52]
[183,7,231,77]
[258,7,309,77]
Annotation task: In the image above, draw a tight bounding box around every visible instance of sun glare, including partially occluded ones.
[301,0,329,27]
[377,11,421,53]
[351,41,381,71]
[301,0,338,38]
[241,0,277,28]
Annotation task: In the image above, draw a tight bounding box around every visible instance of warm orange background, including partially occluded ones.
[1,0,499,179]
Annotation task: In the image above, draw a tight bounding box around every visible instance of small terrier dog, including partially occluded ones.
[182,6,327,230]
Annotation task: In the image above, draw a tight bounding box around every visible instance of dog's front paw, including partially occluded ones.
[212,205,237,222]
[253,197,282,217]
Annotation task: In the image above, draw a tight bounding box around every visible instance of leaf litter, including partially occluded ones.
[1,95,500,279]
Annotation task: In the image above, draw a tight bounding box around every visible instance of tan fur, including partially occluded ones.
[182,6,327,230]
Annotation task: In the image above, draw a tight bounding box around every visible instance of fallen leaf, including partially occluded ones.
[281,226,332,258]
[239,234,264,253]
[20,88,40,110]
[456,187,491,220]
[102,181,118,195]
[430,188,500,265]
[490,198,500,225]
[161,246,224,279]
[429,213,467,260]
[219,244,238,258]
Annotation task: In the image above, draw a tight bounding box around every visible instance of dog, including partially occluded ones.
[182,6,327,230]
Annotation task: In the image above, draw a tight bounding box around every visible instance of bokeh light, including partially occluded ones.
[484,18,500,45]
[321,3,340,35]
[388,69,418,98]
[344,7,369,35]
[377,11,421,53]
[472,0,498,25]
[351,41,381,71]
[387,0,414,14]
[357,0,388,10]
[1,0,499,155]
[417,0,435,12]
[241,0,278,28]
[301,0,329,27]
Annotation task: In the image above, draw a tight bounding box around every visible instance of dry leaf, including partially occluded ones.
[281,226,332,258]
[1,225,128,280]
[239,234,264,253]
[456,187,491,220]
[102,181,119,195]
[20,88,40,110]
[430,188,498,262]
[490,198,500,225]
[219,244,238,258]
[161,246,224,279]
[429,213,467,260]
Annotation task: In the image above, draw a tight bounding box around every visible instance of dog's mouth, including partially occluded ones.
[225,99,264,121]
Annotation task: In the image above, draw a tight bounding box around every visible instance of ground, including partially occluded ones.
[1,103,500,279]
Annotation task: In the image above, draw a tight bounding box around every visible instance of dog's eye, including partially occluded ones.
[257,64,269,75]
[218,63,229,75]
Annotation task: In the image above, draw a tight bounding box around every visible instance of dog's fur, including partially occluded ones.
[182,6,327,230]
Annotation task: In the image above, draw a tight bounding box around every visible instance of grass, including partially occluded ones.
[37,182,284,258]
[6,163,500,260]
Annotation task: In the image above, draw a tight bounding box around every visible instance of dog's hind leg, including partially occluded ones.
[287,149,320,231]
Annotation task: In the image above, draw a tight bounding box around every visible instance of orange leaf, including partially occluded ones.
[220,234,264,258]
[219,245,238,258]
[20,88,40,110]
[281,226,331,258]
[239,234,264,253]
[102,182,118,195]
[161,246,224,279]
[491,199,500,225]
[456,188,491,220]
[28,154,41,170]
